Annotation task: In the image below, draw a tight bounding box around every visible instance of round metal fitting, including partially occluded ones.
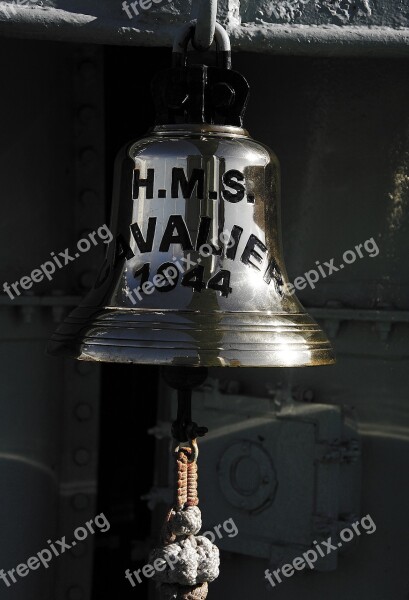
[74,402,93,421]
[74,448,91,466]
[218,440,277,511]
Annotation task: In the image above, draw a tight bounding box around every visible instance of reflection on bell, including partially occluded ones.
[48,28,335,368]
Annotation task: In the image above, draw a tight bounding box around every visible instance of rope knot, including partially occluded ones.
[151,445,219,600]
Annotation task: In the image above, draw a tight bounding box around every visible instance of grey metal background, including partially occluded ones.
[0,40,105,600]
[0,0,408,55]
[0,28,408,600]
[148,51,409,599]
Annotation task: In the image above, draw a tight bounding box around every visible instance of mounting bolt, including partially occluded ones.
[211,82,235,109]
[74,448,91,466]
[79,61,97,83]
[79,147,97,166]
[166,85,189,110]
[76,362,93,375]
[67,586,84,600]
[74,403,93,422]
[80,189,98,206]
[71,494,90,511]
[70,542,87,558]
[78,105,96,124]
[303,389,315,402]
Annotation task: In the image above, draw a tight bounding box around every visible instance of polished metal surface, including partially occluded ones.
[48,124,335,367]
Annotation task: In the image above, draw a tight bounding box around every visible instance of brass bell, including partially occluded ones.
[48,23,335,368]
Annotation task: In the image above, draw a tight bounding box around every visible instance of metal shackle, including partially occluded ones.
[172,21,231,69]
[192,0,218,51]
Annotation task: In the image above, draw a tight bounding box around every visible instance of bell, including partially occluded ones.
[48,24,335,368]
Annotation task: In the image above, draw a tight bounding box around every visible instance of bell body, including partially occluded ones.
[48,124,334,367]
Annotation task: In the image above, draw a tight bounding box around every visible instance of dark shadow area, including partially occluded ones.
[92,363,159,599]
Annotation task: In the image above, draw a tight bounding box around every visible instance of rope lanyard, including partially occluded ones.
[150,369,218,600]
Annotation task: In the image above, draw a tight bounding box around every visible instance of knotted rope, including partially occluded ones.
[150,443,219,599]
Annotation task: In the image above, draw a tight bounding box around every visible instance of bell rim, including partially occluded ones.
[47,307,336,368]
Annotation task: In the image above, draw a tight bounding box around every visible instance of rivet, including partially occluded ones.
[79,148,97,166]
[74,448,91,466]
[70,542,87,558]
[79,270,96,289]
[78,105,96,123]
[303,389,315,402]
[76,362,93,375]
[51,290,66,324]
[79,228,93,239]
[71,494,90,511]
[51,306,67,324]
[20,305,36,324]
[79,61,97,82]
[75,403,93,422]
[80,189,98,206]
[67,585,84,600]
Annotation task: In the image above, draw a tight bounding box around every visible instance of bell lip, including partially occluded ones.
[46,339,336,368]
[47,307,336,368]
[151,124,250,138]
